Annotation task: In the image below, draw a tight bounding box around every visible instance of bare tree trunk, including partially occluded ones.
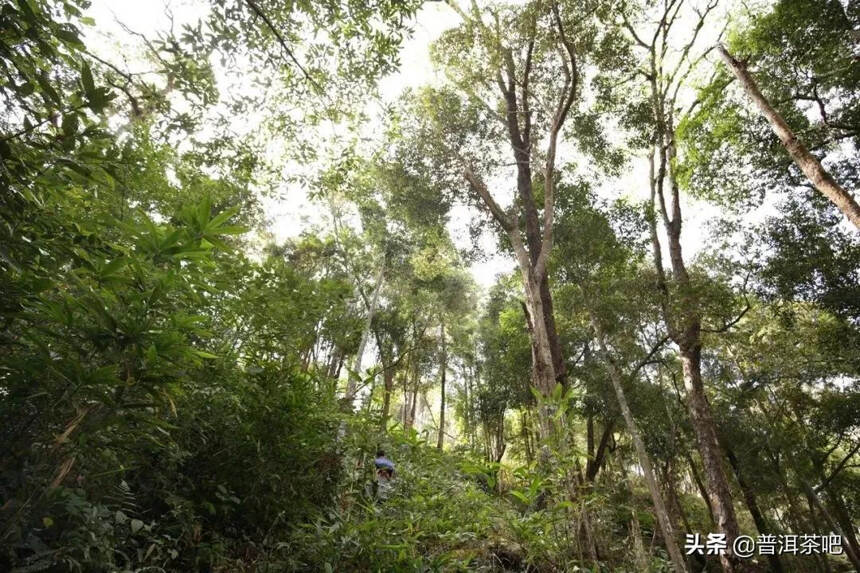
[586,418,615,483]
[823,486,860,567]
[665,467,709,571]
[401,372,409,428]
[408,376,419,431]
[803,481,860,571]
[437,318,447,450]
[334,354,344,379]
[650,128,745,570]
[326,347,341,378]
[631,515,651,573]
[494,436,506,464]
[717,45,860,229]
[591,316,689,573]
[521,409,533,465]
[538,275,566,384]
[579,495,600,567]
[381,366,394,431]
[464,363,476,450]
[463,164,561,445]
[404,319,421,431]
[453,1,581,443]
[587,413,594,469]
[725,445,784,573]
[685,451,716,527]
[810,449,860,563]
[510,237,559,442]
[680,345,744,573]
[346,264,385,400]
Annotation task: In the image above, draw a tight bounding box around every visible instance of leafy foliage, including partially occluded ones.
[2,0,859,572]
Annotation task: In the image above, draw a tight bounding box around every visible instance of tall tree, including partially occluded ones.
[394,0,629,439]
[621,1,747,569]
[551,183,689,573]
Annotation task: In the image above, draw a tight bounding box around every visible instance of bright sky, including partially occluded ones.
[83,0,761,290]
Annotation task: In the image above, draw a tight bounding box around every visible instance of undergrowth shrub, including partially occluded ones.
[0,192,347,571]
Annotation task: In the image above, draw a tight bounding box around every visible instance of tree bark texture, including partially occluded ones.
[680,346,744,572]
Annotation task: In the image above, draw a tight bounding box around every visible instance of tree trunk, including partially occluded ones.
[803,481,860,571]
[346,264,385,400]
[408,375,419,430]
[766,446,811,533]
[823,486,860,568]
[509,234,559,442]
[538,274,566,384]
[404,319,420,430]
[587,414,594,470]
[464,363,476,450]
[811,450,860,565]
[381,366,394,431]
[586,417,615,483]
[631,515,651,573]
[403,355,413,429]
[650,122,744,571]
[806,489,835,573]
[665,467,711,572]
[334,353,344,379]
[591,316,689,573]
[725,445,784,573]
[521,409,533,465]
[580,495,600,567]
[499,47,567,389]
[717,45,860,230]
[325,346,338,378]
[685,451,716,527]
[680,345,744,572]
[437,318,447,450]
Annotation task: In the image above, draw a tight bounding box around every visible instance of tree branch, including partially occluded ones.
[815,442,860,493]
[535,0,578,280]
[244,0,321,92]
[463,163,515,231]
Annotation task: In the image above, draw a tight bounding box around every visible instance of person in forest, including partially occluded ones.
[374,449,395,481]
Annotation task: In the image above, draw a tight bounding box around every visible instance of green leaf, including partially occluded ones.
[62,112,78,137]
[55,27,84,48]
[193,350,219,360]
[130,519,144,534]
[197,196,212,226]
[510,490,529,503]
[100,257,128,277]
[88,87,111,113]
[211,225,247,235]
[37,73,62,106]
[206,207,239,230]
[81,60,95,96]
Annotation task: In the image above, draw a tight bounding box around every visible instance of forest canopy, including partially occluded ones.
[0,0,858,572]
